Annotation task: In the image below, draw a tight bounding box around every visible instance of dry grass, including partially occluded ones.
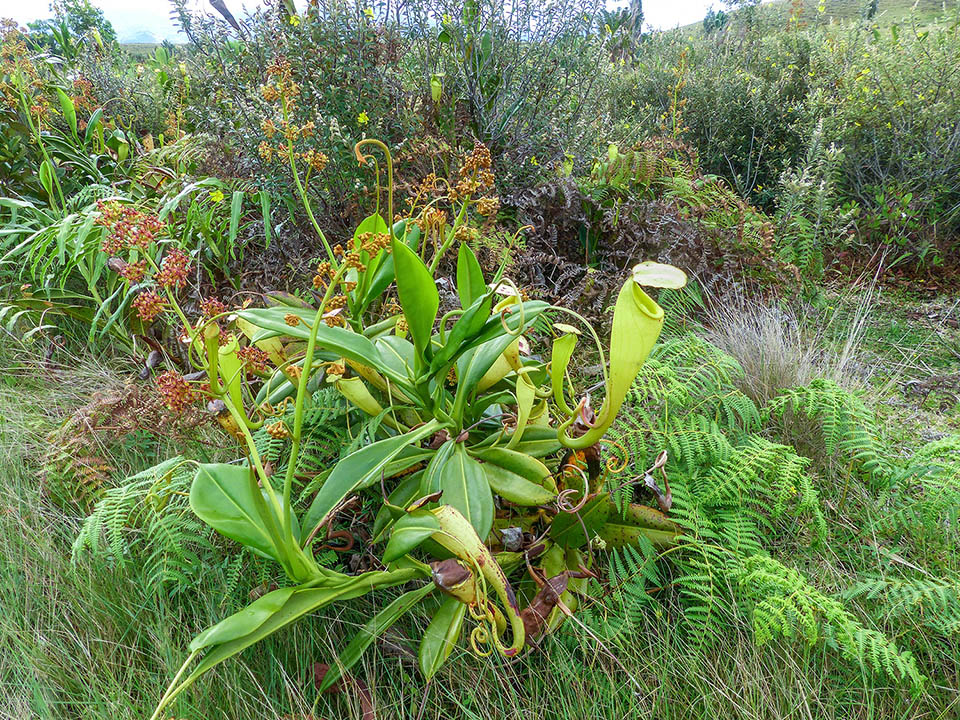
[701,286,875,406]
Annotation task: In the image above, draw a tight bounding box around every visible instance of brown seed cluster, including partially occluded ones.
[266,421,290,439]
[299,148,328,173]
[323,311,346,328]
[312,261,333,290]
[199,297,227,318]
[237,345,270,374]
[355,232,391,256]
[155,248,191,289]
[450,142,496,202]
[284,313,301,326]
[110,258,148,283]
[132,291,166,322]
[476,196,500,217]
[453,225,480,243]
[156,370,196,414]
[324,294,348,310]
[261,57,299,104]
[395,315,408,332]
[342,251,367,273]
[97,201,167,254]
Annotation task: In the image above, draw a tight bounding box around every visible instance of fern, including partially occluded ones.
[594,333,925,688]
[72,456,220,596]
[72,386,353,595]
[738,555,925,687]
[766,378,890,480]
[843,575,960,638]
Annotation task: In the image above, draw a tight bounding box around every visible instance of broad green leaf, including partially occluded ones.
[351,213,389,295]
[433,444,493,539]
[319,583,434,692]
[302,420,441,536]
[419,596,466,679]
[372,470,425,540]
[473,425,561,458]
[84,108,103,146]
[38,160,54,199]
[390,238,438,360]
[360,221,420,313]
[190,586,296,651]
[461,300,549,355]
[482,463,555,506]
[420,440,455,495]
[452,334,520,420]
[597,522,678,549]
[55,88,77,138]
[429,291,493,375]
[182,568,421,688]
[190,463,294,561]
[456,242,485,308]
[471,446,554,487]
[383,510,441,562]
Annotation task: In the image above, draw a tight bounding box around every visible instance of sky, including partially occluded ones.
[0,0,719,42]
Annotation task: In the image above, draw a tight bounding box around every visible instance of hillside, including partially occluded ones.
[685,0,959,31]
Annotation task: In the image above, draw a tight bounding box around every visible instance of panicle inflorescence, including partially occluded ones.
[156,371,196,413]
[155,249,191,289]
[132,291,166,322]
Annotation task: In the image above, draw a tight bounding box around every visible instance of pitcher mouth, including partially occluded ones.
[632,283,665,321]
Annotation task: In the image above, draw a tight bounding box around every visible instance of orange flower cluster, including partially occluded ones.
[132,290,167,322]
[155,248,191,289]
[237,345,270,373]
[199,297,227,318]
[156,371,197,414]
[97,201,167,254]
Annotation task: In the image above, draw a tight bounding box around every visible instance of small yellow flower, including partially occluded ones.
[209,189,225,203]
[357,111,369,126]
[289,15,301,26]
[363,7,374,19]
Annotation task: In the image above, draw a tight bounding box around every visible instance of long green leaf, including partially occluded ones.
[55,87,78,139]
[181,569,422,688]
[432,444,493,539]
[189,463,292,561]
[318,583,434,691]
[391,238,438,360]
[302,420,442,536]
[419,596,466,680]
[456,242,485,308]
[383,510,441,562]
[189,586,297,652]
[237,306,416,396]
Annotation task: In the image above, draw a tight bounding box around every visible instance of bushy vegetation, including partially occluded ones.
[1,0,959,718]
